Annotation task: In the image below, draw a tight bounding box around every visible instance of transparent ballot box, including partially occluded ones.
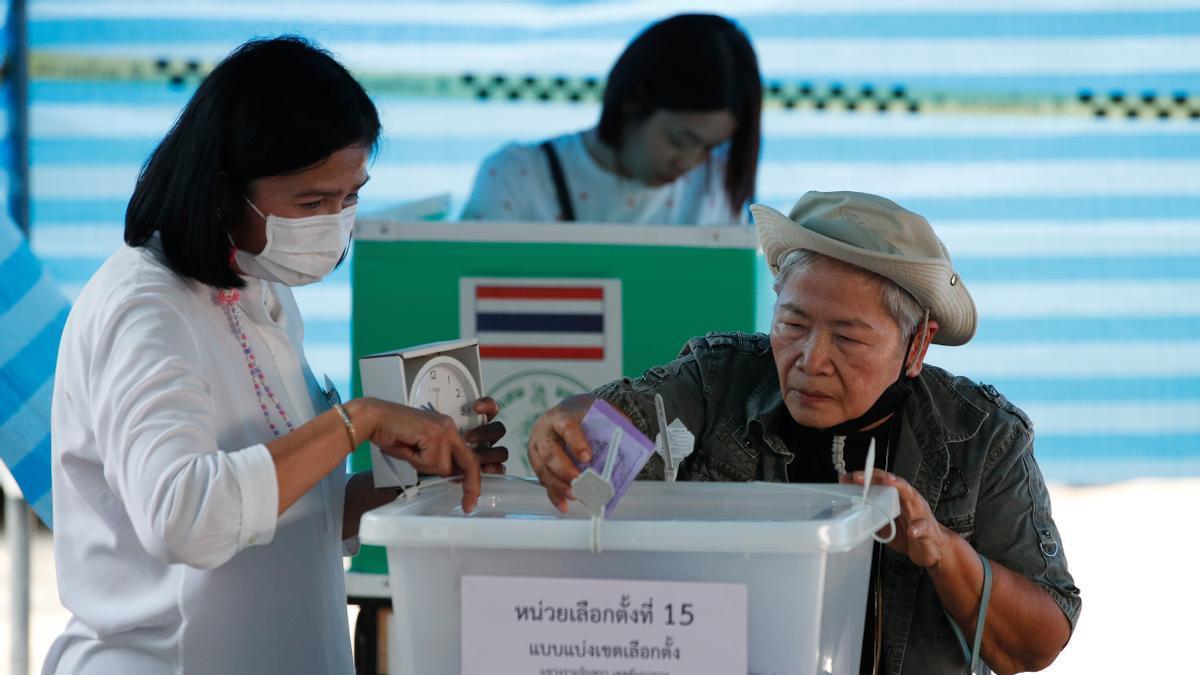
[359,477,899,675]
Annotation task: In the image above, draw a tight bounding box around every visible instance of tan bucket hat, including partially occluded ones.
[751,190,976,346]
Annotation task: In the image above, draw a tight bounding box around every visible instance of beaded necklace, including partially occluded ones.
[831,417,896,477]
[216,288,295,438]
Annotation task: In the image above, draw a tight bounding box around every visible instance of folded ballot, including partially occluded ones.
[569,399,655,517]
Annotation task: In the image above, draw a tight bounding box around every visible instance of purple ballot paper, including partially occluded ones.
[572,399,655,517]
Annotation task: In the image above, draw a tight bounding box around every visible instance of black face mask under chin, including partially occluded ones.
[822,332,918,436]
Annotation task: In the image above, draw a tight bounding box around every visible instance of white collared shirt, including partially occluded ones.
[44,242,353,674]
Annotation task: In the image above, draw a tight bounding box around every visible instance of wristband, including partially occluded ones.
[331,402,357,450]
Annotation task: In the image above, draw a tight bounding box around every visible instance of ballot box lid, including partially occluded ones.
[360,476,899,555]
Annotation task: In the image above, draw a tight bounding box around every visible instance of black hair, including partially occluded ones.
[597,14,762,212]
[125,36,381,289]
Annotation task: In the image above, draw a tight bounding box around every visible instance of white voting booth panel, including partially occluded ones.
[359,477,899,675]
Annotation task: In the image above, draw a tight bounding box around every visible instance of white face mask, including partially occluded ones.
[234,197,356,286]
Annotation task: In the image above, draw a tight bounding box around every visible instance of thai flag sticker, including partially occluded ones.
[473,284,607,361]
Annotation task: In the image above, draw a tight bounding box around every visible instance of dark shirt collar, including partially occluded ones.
[744,366,991,449]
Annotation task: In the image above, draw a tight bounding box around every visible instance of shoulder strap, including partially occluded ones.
[944,552,993,675]
[539,140,576,222]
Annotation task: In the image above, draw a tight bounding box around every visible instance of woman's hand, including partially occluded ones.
[353,398,483,512]
[527,394,597,512]
[464,397,508,475]
[339,398,506,538]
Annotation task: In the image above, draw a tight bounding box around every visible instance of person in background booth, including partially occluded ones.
[527,191,1080,674]
[45,37,505,675]
[461,13,762,225]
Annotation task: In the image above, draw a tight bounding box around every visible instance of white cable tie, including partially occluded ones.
[590,514,602,554]
[654,393,674,478]
[858,439,898,544]
[861,437,876,504]
[583,428,625,555]
[872,508,898,545]
[401,483,419,503]
[401,476,458,503]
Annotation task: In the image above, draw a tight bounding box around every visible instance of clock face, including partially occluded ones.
[409,356,483,433]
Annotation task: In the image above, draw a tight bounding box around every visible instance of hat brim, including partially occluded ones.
[751,203,977,346]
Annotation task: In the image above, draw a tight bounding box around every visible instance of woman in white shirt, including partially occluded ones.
[44,37,505,675]
[461,13,762,225]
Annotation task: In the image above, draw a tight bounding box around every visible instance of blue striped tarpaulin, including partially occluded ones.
[21,0,1200,483]
[0,213,67,526]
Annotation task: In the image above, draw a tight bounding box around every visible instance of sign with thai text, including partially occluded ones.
[461,575,747,675]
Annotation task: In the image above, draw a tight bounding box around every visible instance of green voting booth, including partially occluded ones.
[344,218,764,667]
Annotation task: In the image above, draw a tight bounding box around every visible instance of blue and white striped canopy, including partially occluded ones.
[12,0,1200,483]
[0,214,67,525]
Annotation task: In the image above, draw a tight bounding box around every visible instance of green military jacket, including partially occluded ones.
[593,332,1081,675]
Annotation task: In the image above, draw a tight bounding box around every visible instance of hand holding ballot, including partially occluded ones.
[528,394,596,511]
[528,395,655,513]
[569,400,655,518]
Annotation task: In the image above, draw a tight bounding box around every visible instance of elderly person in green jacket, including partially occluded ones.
[527,190,1079,674]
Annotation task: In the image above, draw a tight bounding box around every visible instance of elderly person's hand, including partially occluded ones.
[527,394,598,512]
[464,397,509,475]
[842,468,950,568]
